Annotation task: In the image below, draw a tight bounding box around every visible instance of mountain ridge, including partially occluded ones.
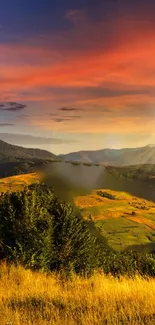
[0,139,57,161]
[59,144,155,166]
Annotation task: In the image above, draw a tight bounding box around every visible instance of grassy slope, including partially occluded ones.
[74,189,155,251]
[0,173,40,193]
[0,263,155,325]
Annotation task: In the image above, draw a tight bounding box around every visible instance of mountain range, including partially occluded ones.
[1,139,155,166]
[60,144,155,166]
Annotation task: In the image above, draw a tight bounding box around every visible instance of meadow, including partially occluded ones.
[0,263,155,325]
[0,173,40,194]
[74,189,155,251]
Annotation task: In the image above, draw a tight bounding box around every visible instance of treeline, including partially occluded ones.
[106,164,155,181]
[0,184,155,277]
[0,159,57,178]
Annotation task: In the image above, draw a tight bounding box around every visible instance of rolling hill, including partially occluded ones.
[0,173,40,193]
[75,189,155,252]
[0,139,57,162]
[60,144,155,166]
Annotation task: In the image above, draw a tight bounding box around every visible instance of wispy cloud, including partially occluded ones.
[59,107,82,112]
[0,102,26,112]
[65,9,87,25]
[0,123,14,127]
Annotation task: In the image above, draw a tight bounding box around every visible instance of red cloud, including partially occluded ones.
[0,13,155,129]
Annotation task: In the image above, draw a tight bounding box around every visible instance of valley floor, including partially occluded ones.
[0,263,155,325]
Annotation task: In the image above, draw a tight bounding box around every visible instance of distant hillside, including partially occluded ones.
[60,144,155,166]
[0,140,57,162]
[75,188,155,252]
[106,164,155,181]
[0,173,40,194]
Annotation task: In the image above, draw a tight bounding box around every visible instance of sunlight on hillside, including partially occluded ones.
[0,173,41,194]
[75,189,155,250]
[0,263,155,325]
[75,189,155,223]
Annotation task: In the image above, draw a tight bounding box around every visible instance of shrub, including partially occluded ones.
[0,185,54,270]
[71,161,81,166]
[97,190,116,200]
[48,197,101,274]
[101,251,155,277]
[0,184,108,275]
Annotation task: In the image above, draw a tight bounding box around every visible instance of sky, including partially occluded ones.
[0,0,155,154]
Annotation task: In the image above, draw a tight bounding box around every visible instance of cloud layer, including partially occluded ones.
[1,1,155,140]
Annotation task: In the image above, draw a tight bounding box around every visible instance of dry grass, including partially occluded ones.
[74,189,155,224]
[0,263,155,325]
[74,189,155,250]
[0,173,41,194]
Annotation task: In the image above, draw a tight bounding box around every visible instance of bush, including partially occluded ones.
[97,191,116,200]
[0,184,108,275]
[0,185,54,270]
[101,251,155,277]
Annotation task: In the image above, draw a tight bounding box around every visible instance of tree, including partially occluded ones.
[0,185,53,270]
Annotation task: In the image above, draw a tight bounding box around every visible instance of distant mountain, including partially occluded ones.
[0,140,57,162]
[59,145,155,166]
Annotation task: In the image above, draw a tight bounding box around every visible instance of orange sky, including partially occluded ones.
[1,3,155,152]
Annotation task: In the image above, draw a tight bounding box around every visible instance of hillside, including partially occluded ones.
[0,140,57,162]
[60,144,155,166]
[75,189,155,252]
[106,164,155,181]
[0,159,55,178]
[0,173,40,193]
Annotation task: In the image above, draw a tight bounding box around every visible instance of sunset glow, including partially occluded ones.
[0,0,155,153]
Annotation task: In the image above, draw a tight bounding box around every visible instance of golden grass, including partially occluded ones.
[74,189,155,209]
[74,189,155,226]
[127,216,155,230]
[0,173,41,194]
[0,263,155,325]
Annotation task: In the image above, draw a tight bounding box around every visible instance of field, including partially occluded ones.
[0,263,154,325]
[0,173,41,194]
[74,189,155,251]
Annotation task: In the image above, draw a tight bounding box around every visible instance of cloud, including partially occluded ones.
[65,10,87,25]
[59,107,82,112]
[54,118,74,123]
[0,123,14,127]
[0,133,77,145]
[0,102,26,112]
[54,118,65,123]
[17,114,29,119]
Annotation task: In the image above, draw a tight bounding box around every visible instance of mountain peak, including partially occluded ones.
[145,144,155,148]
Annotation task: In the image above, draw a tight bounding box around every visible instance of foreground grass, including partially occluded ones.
[0,263,155,325]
